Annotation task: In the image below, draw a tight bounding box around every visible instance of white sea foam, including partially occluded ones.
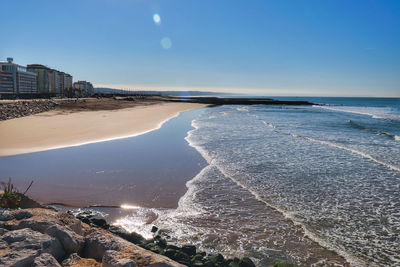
[315,105,399,121]
[236,106,250,112]
[291,134,400,173]
[163,107,400,266]
[262,120,276,129]
[183,118,366,267]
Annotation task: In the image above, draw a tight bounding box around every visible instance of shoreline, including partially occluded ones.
[0,101,205,157]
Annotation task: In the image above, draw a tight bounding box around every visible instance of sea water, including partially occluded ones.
[154,97,400,266]
[2,97,399,266]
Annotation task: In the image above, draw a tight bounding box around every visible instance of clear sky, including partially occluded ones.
[1,0,399,97]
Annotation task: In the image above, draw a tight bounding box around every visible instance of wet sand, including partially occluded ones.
[0,100,204,157]
[0,107,207,208]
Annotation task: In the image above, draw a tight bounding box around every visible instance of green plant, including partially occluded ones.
[0,179,33,209]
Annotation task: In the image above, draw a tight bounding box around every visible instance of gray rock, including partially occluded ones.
[0,209,11,221]
[84,229,126,261]
[13,210,33,220]
[33,253,61,267]
[102,250,137,267]
[61,253,81,266]
[17,219,54,233]
[0,228,65,263]
[0,249,38,267]
[147,263,182,267]
[61,253,100,267]
[46,224,83,254]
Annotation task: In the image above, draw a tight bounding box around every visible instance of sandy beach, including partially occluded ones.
[0,100,204,157]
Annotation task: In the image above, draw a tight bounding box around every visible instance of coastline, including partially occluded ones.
[0,101,205,157]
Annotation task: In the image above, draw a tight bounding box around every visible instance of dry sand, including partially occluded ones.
[0,101,204,157]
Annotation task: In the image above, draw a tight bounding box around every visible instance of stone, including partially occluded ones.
[102,250,137,267]
[164,249,177,258]
[84,229,126,261]
[12,210,33,220]
[151,226,158,233]
[62,253,101,267]
[166,244,180,251]
[0,228,64,265]
[181,245,196,256]
[240,257,256,267]
[109,225,145,245]
[33,253,61,267]
[90,217,108,228]
[0,209,12,221]
[173,251,190,262]
[0,208,185,267]
[46,224,84,254]
[0,249,38,266]
[209,253,225,264]
[17,219,54,233]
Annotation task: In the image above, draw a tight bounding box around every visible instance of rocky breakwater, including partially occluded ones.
[0,208,184,266]
[0,100,59,121]
[75,211,257,267]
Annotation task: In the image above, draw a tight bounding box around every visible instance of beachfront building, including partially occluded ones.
[1,58,75,97]
[48,69,59,94]
[65,74,73,97]
[0,70,14,95]
[27,63,74,96]
[66,74,73,91]
[73,81,94,97]
[27,64,50,94]
[58,72,65,95]
[0,58,37,95]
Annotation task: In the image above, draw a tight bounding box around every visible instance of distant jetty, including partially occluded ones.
[165,96,316,106]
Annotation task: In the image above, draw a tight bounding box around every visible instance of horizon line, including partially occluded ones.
[94,84,400,98]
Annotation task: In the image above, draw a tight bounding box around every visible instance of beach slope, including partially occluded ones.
[0,102,204,157]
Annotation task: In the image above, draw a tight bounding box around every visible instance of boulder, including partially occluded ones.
[0,228,65,265]
[109,225,145,245]
[46,224,84,254]
[181,245,196,256]
[102,250,137,267]
[33,253,61,267]
[0,208,186,267]
[62,253,101,267]
[0,248,38,267]
[84,228,184,266]
[84,228,126,261]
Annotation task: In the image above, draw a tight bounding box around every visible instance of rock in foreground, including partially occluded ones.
[0,208,184,266]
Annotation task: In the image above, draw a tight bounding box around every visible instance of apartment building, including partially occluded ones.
[0,58,37,94]
[0,71,14,94]
[27,64,50,93]
[73,81,94,97]
[1,57,78,97]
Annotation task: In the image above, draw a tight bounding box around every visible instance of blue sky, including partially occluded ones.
[1,0,399,96]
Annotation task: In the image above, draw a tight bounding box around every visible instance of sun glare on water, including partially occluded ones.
[121,204,140,209]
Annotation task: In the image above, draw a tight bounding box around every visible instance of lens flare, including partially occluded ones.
[161,37,172,49]
[153,13,161,25]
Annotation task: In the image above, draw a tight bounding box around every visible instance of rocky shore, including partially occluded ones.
[0,100,59,121]
[0,205,261,267]
[0,208,184,266]
[73,210,257,267]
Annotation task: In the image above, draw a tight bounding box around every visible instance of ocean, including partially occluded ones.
[1,97,399,266]
[153,97,400,266]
